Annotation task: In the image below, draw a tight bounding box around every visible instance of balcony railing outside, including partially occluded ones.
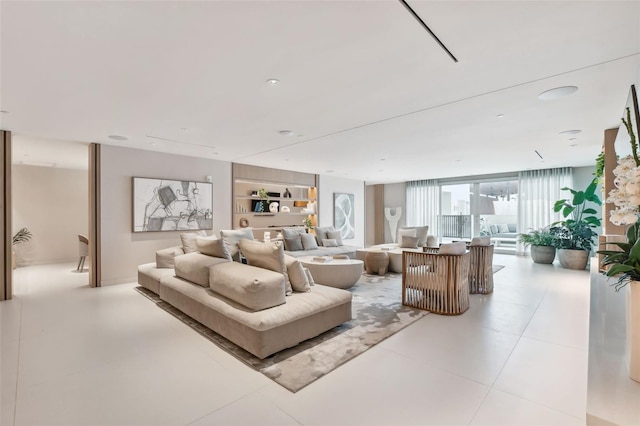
[440,214,472,239]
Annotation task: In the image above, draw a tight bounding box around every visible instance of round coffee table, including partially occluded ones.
[298,257,364,289]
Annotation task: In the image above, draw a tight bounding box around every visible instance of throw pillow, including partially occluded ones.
[314,226,335,246]
[322,239,338,247]
[397,228,417,244]
[400,235,418,248]
[237,239,290,293]
[284,255,310,293]
[498,224,510,233]
[282,227,306,239]
[303,267,315,286]
[284,235,303,251]
[220,228,255,261]
[401,226,429,247]
[326,230,343,246]
[489,224,499,234]
[439,241,467,255]
[155,245,184,268]
[470,236,491,246]
[196,237,232,260]
[180,231,207,254]
[301,233,319,250]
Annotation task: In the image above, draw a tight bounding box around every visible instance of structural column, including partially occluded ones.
[1,131,12,301]
[89,143,101,287]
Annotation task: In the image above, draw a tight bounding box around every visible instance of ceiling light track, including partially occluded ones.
[398,0,458,63]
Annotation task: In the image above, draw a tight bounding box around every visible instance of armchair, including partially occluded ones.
[402,243,470,315]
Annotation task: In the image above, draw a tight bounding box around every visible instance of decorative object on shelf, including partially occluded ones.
[269,201,279,213]
[517,227,556,264]
[254,202,264,212]
[283,188,292,198]
[276,232,283,239]
[550,179,601,269]
[302,217,313,230]
[239,218,249,228]
[133,177,213,232]
[281,206,290,213]
[257,188,269,200]
[334,193,355,239]
[597,91,640,382]
[302,201,316,214]
[264,231,271,243]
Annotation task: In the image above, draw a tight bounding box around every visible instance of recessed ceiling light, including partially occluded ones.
[559,129,581,135]
[496,114,504,118]
[211,152,219,155]
[267,79,280,85]
[538,86,578,100]
[569,137,577,141]
[326,170,334,173]
[569,144,578,147]
[108,135,128,141]
[279,130,294,136]
[380,158,386,161]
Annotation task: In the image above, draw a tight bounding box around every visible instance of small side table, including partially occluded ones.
[365,251,389,275]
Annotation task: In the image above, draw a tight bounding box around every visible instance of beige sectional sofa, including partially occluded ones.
[137,229,353,359]
[361,226,438,273]
[282,226,359,258]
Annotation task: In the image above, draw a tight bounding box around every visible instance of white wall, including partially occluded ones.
[318,175,365,248]
[13,165,88,265]
[100,146,232,285]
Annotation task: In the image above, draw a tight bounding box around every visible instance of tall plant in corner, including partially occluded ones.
[599,107,640,290]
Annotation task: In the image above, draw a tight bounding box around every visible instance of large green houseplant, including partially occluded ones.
[518,227,557,264]
[551,179,602,269]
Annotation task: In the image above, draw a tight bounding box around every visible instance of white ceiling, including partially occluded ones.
[1,1,639,183]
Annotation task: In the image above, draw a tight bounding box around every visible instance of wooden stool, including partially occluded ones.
[365,251,389,275]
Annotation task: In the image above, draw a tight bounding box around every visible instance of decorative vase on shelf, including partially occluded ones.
[269,202,279,213]
[628,281,640,382]
[283,188,292,198]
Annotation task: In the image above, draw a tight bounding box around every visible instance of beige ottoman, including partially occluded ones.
[298,257,364,289]
[364,251,389,275]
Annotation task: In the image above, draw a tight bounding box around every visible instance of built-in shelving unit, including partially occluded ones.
[232,163,319,239]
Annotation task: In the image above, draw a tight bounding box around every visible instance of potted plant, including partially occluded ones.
[518,227,556,264]
[12,227,32,269]
[597,103,640,382]
[551,179,602,270]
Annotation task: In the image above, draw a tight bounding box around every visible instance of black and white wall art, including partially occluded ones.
[334,192,355,238]
[133,177,213,232]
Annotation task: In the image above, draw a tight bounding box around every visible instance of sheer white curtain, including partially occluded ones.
[406,179,440,240]
[517,167,573,254]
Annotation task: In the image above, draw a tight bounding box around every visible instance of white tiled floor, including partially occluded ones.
[1,255,590,425]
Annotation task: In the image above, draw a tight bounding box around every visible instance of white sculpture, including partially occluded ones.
[281,206,290,213]
[385,207,402,243]
[269,202,279,213]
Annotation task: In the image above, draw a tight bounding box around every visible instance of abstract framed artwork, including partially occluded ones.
[133,177,213,232]
[334,193,355,239]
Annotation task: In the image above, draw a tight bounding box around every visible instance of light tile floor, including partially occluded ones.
[1,255,589,425]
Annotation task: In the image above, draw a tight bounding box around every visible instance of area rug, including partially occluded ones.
[492,265,505,273]
[135,272,427,393]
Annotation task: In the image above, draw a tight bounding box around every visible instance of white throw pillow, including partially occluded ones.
[439,241,467,255]
[314,226,335,246]
[196,237,232,260]
[220,228,255,261]
[470,236,491,246]
[498,224,510,233]
[397,228,417,244]
[180,231,207,253]
[284,255,310,293]
[322,239,338,247]
[326,230,343,246]
[400,235,418,248]
[301,233,319,250]
[237,239,290,293]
